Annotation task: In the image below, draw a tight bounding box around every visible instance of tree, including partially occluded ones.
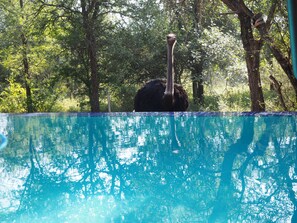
[221,0,297,111]
[220,0,265,111]
[0,0,35,112]
[37,0,134,112]
[80,0,100,112]
[0,0,64,112]
[20,0,35,112]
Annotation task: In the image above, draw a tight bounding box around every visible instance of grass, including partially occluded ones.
[48,82,297,112]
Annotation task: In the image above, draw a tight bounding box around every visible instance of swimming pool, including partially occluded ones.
[0,112,296,222]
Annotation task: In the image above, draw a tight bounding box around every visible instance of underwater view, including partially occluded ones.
[0,112,297,222]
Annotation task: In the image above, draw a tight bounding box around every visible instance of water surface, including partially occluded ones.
[0,112,296,222]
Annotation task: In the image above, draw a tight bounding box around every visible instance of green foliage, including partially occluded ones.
[0,80,27,112]
[0,0,295,112]
[201,26,247,86]
[0,0,65,112]
[53,98,80,112]
[201,95,221,111]
[221,89,251,111]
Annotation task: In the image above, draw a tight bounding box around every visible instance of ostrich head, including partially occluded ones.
[164,33,176,97]
[167,33,176,46]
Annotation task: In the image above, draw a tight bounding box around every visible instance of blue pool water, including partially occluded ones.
[0,112,296,222]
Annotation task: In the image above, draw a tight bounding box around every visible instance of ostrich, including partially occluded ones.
[134,33,189,112]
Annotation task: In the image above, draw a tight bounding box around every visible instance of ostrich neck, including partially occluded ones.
[164,43,175,96]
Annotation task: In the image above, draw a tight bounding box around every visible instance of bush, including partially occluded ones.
[0,81,27,113]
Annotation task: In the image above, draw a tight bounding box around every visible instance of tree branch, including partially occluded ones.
[266,0,278,31]
[36,0,80,14]
[269,75,288,111]
[237,0,253,17]
[220,0,238,12]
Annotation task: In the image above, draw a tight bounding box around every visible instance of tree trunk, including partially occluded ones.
[192,65,204,106]
[20,0,34,113]
[192,0,204,107]
[81,0,100,112]
[221,0,297,110]
[239,13,265,112]
[269,75,288,111]
[253,6,297,101]
[268,45,297,101]
[22,42,34,113]
[88,31,100,112]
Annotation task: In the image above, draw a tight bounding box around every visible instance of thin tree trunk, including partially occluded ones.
[192,66,204,105]
[81,0,100,112]
[239,13,265,112]
[269,75,288,111]
[192,0,204,107]
[268,45,297,100]
[20,0,34,113]
[88,31,100,112]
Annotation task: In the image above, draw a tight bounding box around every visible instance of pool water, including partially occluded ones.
[0,112,296,222]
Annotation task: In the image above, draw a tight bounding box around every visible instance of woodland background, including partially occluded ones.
[0,0,295,113]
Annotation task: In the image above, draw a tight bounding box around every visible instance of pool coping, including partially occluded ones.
[0,112,297,117]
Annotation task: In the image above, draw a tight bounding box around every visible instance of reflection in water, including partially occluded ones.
[0,113,296,222]
[0,134,7,150]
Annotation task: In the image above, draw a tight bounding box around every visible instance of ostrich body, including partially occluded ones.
[134,34,188,112]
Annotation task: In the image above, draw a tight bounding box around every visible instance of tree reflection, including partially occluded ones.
[0,113,296,222]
